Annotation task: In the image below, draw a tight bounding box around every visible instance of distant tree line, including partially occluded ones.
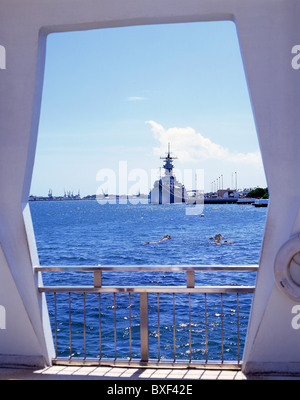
[246,187,269,199]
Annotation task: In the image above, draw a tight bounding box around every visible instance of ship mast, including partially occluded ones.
[160,142,177,174]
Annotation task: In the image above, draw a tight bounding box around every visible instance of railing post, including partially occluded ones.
[187,270,195,288]
[140,293,149,362]
[94,271,102,287]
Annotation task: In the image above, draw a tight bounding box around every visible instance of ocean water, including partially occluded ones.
[30,200,267,362]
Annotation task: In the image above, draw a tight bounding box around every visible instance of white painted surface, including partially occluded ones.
[0,0,300,372]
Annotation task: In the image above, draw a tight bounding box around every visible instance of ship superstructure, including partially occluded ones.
[149,143,187,204]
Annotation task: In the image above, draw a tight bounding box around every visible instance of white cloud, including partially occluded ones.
[127,96,147,101]
[146,120,263,168]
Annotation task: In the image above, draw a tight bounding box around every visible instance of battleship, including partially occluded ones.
[149,144,187,204]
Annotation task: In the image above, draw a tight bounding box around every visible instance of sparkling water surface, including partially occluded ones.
[30,200,267,362]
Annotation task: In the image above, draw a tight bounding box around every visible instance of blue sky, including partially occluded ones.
[31,21,267,196]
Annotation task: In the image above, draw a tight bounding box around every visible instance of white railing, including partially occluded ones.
[36,265,258,369]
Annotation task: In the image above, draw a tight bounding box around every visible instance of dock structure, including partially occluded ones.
[1,0,300,378]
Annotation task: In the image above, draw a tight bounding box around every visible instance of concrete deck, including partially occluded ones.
[0,365,300,380]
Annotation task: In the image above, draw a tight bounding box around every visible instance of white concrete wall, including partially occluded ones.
[0,0,300,372]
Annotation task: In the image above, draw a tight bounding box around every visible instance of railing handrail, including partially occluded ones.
[35,264,259,272]
[38,285,255,293]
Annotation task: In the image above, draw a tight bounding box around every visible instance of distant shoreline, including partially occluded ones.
[28,197,258,204]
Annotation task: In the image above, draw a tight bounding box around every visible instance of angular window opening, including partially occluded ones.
[30,20,266,267]
[30,22,267,362]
